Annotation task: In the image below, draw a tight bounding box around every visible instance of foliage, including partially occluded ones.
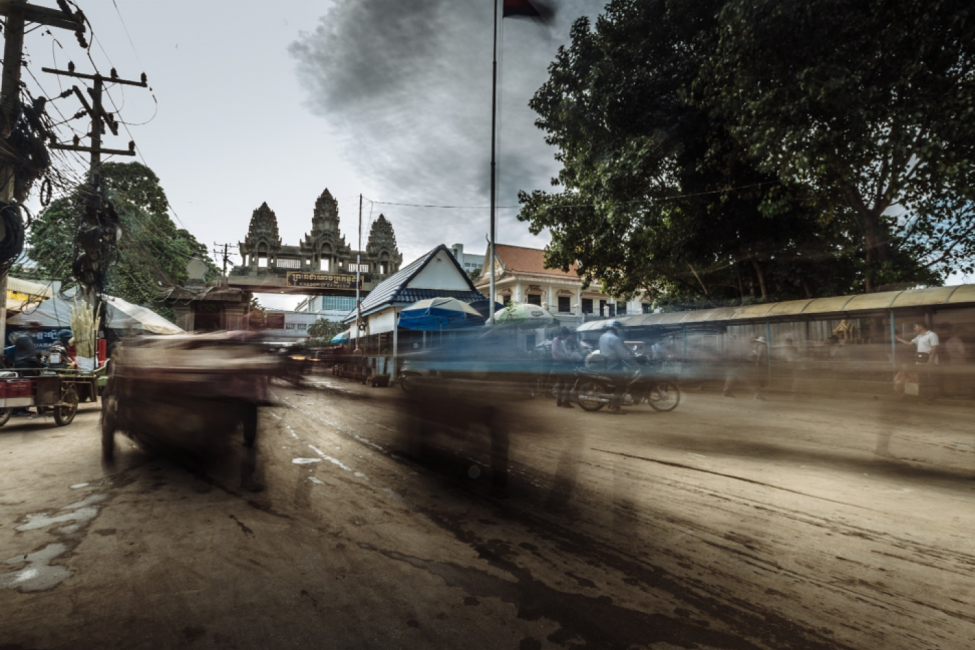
[306,317,347,346]
[703,0,975,291]
[308,317,346,340]
[467,267,482,283]
[520,0,959,307]
[27,162,217,321]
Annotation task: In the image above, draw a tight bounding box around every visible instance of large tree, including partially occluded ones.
[518,0,871,308]
[520,0,963,306]
[26,162,215,319]
[705,0,975,291]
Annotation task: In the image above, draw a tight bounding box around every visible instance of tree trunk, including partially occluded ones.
[861,208,890,293]
[749,257,768,301]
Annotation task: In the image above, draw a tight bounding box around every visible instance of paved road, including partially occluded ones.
[1,378,973,649]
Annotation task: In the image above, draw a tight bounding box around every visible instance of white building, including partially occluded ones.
[343,244,485,340]
[261,310,319,342]
[475,244,650,323]
[448,243,486,276]
[294,294,357,323]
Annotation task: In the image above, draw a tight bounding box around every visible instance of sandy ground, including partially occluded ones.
[1,377,973,649]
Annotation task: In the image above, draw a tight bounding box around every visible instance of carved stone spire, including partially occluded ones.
[244,202,282,251]
[311,188,340,237]
[366,214,398,255]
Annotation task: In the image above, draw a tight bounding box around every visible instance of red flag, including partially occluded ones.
[503,0,554,22]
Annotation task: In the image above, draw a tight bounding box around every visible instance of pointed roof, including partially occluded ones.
[476,244,582,290]
[344,244,484,322]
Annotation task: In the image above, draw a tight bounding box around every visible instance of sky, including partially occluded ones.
[19,0,604,309]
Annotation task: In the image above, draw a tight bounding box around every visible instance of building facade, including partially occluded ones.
[448,243,485,277]
[475,244,650,323]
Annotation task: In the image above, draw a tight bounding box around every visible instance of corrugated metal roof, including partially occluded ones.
[574,284,975,332]
[344,245,481,322]
[6,277,53,297]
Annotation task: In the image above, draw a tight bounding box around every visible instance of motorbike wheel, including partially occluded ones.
[646,382,680,412]
[54,387,79,426]
[400,374,415,393]
[0,408,11,427]
[576,380,608,411]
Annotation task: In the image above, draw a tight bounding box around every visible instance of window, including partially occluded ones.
[582,298,593,314]
[642,303,651,314]
[503,295,512,306]
[616,304,626,316]
[599,300,607,316]
[349,263,369,273]
[297,323,307,330]
[285,323,296,330]
[527,294,542,306]
[558,296,571,313]
[380,261,389,275]
[319,258,330,271]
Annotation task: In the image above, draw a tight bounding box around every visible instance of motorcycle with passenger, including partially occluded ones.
[573,354,680,412]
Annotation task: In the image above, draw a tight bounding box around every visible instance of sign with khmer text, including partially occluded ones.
[285,272,358,289]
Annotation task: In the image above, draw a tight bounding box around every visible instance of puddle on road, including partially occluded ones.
[0,543,74,592]
[16,494,108,532]
[292,458,323,465]
[69,483,89,490]
[3,492,111,593]
[308,477,325,485]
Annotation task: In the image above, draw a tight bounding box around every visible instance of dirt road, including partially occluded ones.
[1,379,973,649]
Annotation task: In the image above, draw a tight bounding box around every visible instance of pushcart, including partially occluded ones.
[0,369,100,427]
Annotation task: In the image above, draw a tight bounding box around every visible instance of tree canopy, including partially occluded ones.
[519,0,968,307]
[26,162,215,319]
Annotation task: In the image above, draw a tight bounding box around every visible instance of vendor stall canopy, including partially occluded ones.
[7,289,184,335]
[576,284,975,332]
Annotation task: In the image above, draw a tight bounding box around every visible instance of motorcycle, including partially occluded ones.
[573,354,680,412]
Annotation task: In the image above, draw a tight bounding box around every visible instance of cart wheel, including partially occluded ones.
[0,408,10,427]
[242,403,258,448]
[54,387,79,427]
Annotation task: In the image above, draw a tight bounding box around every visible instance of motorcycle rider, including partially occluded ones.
[598,320,637,414]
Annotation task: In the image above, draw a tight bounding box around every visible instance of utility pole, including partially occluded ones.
[212,242,239,283]
[42,64,146,307]
[0,0,85,348]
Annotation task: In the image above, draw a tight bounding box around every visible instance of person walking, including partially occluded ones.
[895,321,939,398]
[598,320,637,414]
[551,327,583,408]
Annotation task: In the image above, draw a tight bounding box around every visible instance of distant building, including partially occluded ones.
[344,244,484,339]
[476,244,650,321]
[295,294,357,323]
[448,243,486,276]
[260,310,319,343]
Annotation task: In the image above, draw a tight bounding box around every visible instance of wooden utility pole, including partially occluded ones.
[0,0,85,346]
[213,242,239,283]
[42,65,146,306]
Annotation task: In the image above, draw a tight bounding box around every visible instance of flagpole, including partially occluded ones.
[488,0,499,325]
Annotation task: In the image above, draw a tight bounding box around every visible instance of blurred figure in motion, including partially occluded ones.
[895,322,939,398]
[599,320,637,414]
[551,327,583,408]
[101,332,278,490]
[939,323,967,397]
[723,335,768,400]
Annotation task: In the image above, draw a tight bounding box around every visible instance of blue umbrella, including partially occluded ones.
[330,328,351,343]
[398,297,486,331]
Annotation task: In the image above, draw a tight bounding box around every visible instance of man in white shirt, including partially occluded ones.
[896,321,939,397]
[896,322,939,364]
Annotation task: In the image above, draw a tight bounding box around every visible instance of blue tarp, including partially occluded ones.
[397,297,486,332]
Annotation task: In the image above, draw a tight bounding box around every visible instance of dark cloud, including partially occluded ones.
[290,0,603,259]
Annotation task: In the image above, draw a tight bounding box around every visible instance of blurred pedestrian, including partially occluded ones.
[552,327,583,408]
[895,322,939,398]
[599,320,637,414]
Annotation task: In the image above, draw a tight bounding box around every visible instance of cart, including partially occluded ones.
[101,332,279,461]
[0,370,100,427]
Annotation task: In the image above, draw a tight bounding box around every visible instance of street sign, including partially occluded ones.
[285,272,359,289]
